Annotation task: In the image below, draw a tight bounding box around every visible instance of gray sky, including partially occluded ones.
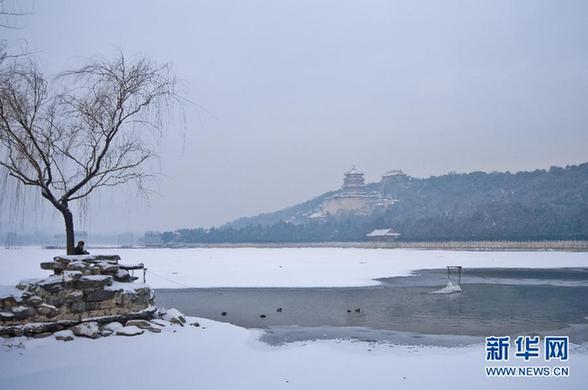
[2,0,588,234]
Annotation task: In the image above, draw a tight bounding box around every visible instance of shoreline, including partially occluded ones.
[124,240,588,251]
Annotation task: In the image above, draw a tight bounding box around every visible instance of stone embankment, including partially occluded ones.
[0,254,181,339]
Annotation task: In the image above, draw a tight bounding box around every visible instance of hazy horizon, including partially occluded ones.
[1,0,587,235]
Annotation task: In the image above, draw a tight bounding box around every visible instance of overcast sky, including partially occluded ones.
[2,0,588,234]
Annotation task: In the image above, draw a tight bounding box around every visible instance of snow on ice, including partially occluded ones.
[2,247,588,289]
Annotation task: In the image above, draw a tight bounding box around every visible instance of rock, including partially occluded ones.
[69,301,86,313]
[63,271,83,282]
[150,319,169,327]
[160,308,186,325]
[114,269,131,282]
[53,256,73,265]
[71,321,101,339]
[37,303,58,317]
[276,308,282,313]
[125,320,161,333]
[25,295,43,306]
[100,321,123,336]
[118,263,144,271]
[96,262,119,274]
[16,279,38,291]
[2,253,155,333]
[84,289,116,302]
[37,276,64,293]
[64,289,84,301]
[103,321,124,332]
[74,275,112,289]
[65,262,87,272]
[0,295,18,310]
[10,306,34,320]
[80,255,121,262]
[40,261,56,271]
[0,312,15,321]
[32,332,53,339]
[54,330,75,341]
[115,326,144,336]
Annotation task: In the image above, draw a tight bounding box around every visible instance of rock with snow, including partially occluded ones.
[125,320,161,333]
[102,321,124,333]
[63,271,83,282]
[1,253,155,338]
[75,275,113,290]
[160,308,186,325]
[71,321,101,339]
[37,303,58,317]
[115,326,144,336]
[10,306,33,320]
[0,312,15,321]
[118,263,145,271]
[54,330,75,342]
[150,319,170,327]
[100,321,123,336]
[25,295,43,306]
[114,269,132,283]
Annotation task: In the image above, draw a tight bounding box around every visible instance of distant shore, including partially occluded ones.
[46,240,588,252]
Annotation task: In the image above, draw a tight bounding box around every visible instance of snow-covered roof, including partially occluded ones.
[346,166,363,175]
[366,228,400,237]
[382,169,405,178]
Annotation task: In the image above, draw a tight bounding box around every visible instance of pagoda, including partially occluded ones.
[342,166,366,191]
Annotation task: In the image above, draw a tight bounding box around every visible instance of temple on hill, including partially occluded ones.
[342,166,366,191]
[381,169,406,181]
[320,166,393,216]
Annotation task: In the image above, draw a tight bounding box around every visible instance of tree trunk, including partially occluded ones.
[61,207,75,255]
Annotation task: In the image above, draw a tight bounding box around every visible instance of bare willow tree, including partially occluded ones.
[0,54,176,254]
[1,0,32,63]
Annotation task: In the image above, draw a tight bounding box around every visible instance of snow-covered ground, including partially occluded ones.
[2,247,588,389]
[1,316,587,390]
[2,247,588,288]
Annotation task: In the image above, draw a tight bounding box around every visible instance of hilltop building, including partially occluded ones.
[342,166,366,190]
[320,166,394,216]
[381,169,407,182]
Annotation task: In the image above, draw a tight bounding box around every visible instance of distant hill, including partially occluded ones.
[165,162,588,243]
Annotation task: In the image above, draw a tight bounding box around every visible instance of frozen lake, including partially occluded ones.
[3,247,588,344]
[2,247,588,390]
[3,246,588,288]
[155,267,588,345]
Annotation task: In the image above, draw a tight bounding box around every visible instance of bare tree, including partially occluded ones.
[1,0,32,63]
[0,53,176,254]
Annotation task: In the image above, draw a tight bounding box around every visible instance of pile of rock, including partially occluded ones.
[0,254,156,338]
[38,309,191,341]
[52,319,161,341]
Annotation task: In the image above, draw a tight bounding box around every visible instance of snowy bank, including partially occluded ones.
[2,247,588,288]
[1,316,587,390]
